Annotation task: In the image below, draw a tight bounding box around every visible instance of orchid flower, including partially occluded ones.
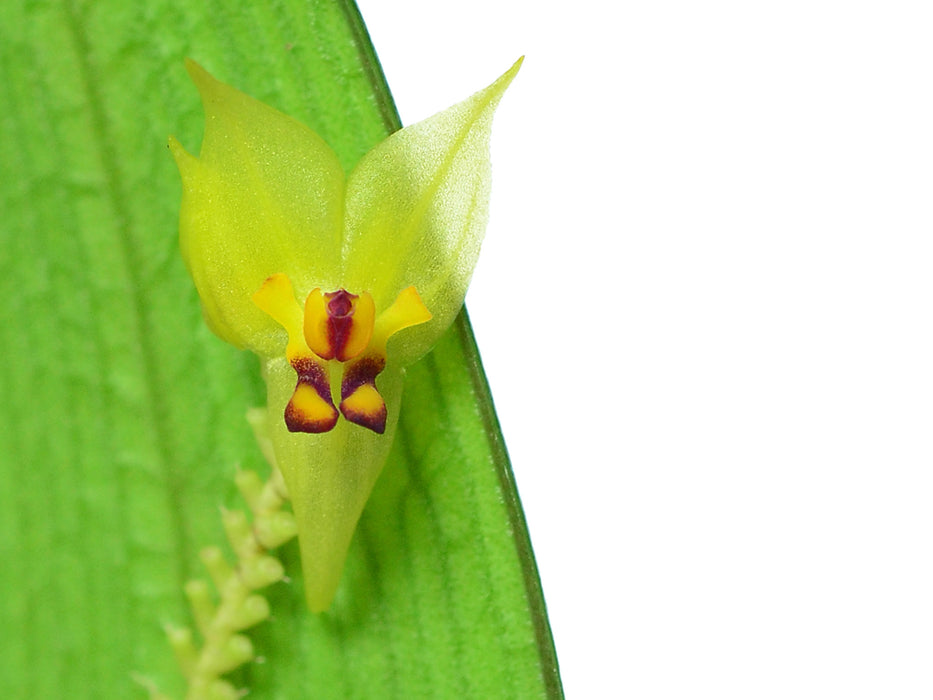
[169,58,520,611]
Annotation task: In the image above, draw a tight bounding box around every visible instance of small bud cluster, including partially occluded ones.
[147,467,296,700]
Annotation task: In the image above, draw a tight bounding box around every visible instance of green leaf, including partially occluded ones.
[0,1,561,698]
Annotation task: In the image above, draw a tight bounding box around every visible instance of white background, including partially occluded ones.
[356,2,933,697]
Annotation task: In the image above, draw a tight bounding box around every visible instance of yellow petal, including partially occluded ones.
[371,286,433,353]
[252,274,307,364]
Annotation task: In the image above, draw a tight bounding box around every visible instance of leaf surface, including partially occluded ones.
[0,1,561,697]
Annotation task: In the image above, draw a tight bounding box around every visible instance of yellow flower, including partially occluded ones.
[169,58,520,610]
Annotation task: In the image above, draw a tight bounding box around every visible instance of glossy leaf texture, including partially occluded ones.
[0,1,561,699]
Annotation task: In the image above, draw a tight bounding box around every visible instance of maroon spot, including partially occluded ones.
[339,355,388,434]
[340,356,385,399]
[285,356,338,433]
[326,289,355,317]
[325,289,357,361]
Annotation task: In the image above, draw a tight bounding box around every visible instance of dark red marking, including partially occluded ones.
[324,289,357,362]
[284,356,338,433]
[339,355,388,434]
